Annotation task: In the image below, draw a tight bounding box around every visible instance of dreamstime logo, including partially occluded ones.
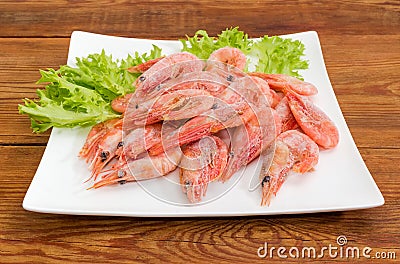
[336,235,347,246]
[257,235,397,260]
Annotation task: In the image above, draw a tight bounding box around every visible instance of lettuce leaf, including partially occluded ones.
[19,46,163,133]
[180,27,252,59]
[180,27,308,78]
[19,69,120,133]
[250,36,309,79]
[59,45,162,101]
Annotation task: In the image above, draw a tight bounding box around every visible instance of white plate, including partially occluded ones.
[23,31,384,217]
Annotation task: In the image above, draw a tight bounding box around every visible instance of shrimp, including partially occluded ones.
[148,101,255,156]
[89,147,182,189]
[88,127,123,180]
[116,123,162,161]
[124,89,215,128]
[114,54,205,115]
[220,106,279,182]
[79,118,122,163]
[111,93,134,113]
[148,76,272,156]
[270,89,284,109]
[261,130,319,206]
[127,57,165,73]
[180,135,228,203]
[165,71,230,96]
[206,61,247,84]
[214,128,232,147]
[112,71,229,115]
[286,92,339,148]
[274,96,299,133]
[249,73,318,96]
[208,47,247,71]
[133,52,204,102]
[220,76,273,109]
[247,76,274,106]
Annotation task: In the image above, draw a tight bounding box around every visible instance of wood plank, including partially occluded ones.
[0,146,398,262]
[0,0,399,38]
[0,38,68,144]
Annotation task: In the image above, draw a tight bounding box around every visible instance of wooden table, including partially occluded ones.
[1,1,399,262]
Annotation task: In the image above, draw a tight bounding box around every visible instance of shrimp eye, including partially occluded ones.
[261,176,271,187]
[156,84,162,91]
[229,151,234,157]
[135,104,139,109]
[100,151,109,162]
[117,170,125,178]
[118,180,127,185]
[211,103,218,110]
[139,76,146,82]
[117,141,124,148]
[184,180,191,189]
[227,75,234,82]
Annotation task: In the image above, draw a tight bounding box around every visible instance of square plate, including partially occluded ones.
[23,31,384,217]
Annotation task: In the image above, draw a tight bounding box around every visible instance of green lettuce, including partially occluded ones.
[19,69,120,133]
[180,27,252,59]
[250,36,309,78]
[180,27,308,78]
[19,46,163,133]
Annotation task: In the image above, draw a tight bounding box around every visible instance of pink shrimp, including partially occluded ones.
[127,57,165,73]
[208,47,247,71]
[165,71,230,96]
[249,76,275,106]
[112,71,229,115]
[148,76,272,156]
[133,52,205,101]
[89,147,182,189]
[88,126,123,180]
[220,76,273,109]
[124,89,215,128]
[116,123,162,161]
[148,107,245,156]
[79,118,122,163]
[286,92,339,149]
[274,96,299,133]
[261,130,319,206]
[180,135,228,203]
[148,95,258,157]
[111,93,134,113]
[270,90,284,108]
[249,73,318,96]
[220,105,281,183]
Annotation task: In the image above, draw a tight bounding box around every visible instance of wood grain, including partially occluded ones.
[0,146,399,262]
[0,0,399,38]
[0,0,399,263]
[0,38,68,144]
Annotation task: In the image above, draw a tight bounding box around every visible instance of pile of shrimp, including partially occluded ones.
[79,47,339,206]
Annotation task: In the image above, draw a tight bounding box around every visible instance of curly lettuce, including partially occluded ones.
[250,36,309,78]
[180,27,309,78]
[180,27,252,59]
[19,46,163,133]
